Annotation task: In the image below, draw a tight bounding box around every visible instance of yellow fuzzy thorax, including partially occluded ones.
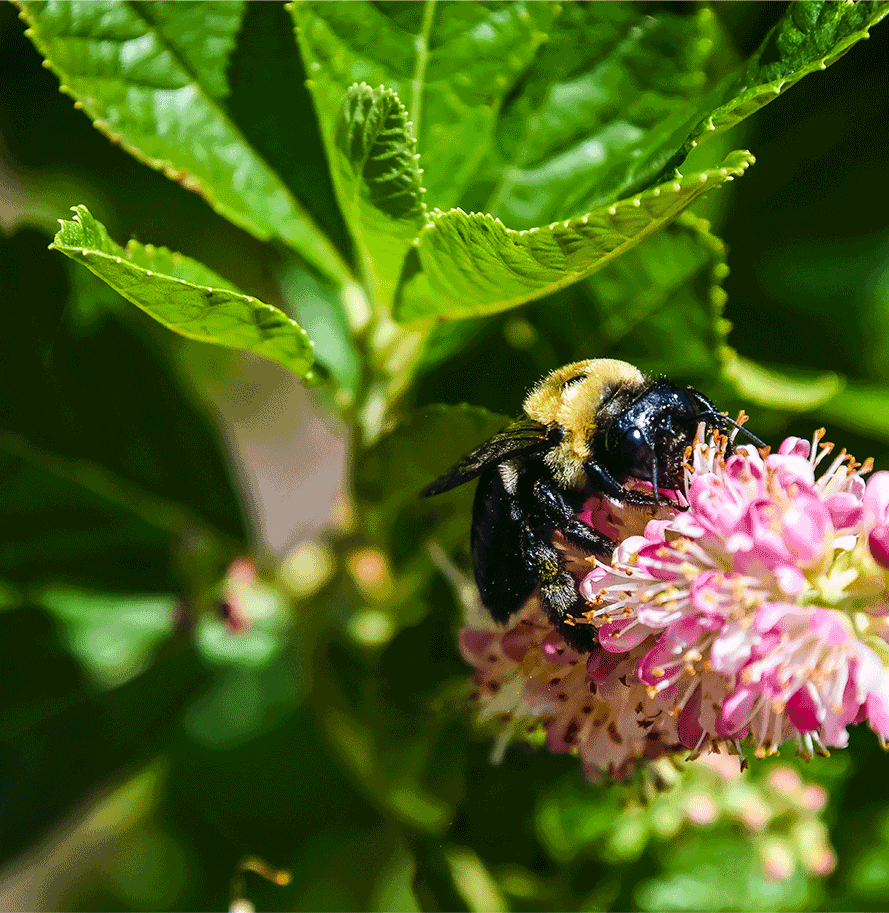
[523,359,644,488]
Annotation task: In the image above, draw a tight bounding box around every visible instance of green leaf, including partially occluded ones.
[333,83,426,310]
[492,1,887,224]
[665,1,889,173]
[134,1,243,101]
[637,834,816,912]
[527,213,732,382]
[536,779,626,865]
[16,0,350,281]
[51,206,315,378]
[184,656,306,748]
[443,847,508,913]
[816,382,889,443]
[485,3,725,228]
[725,354,843,412]
[292,0,557,211]
[395,150,754,323]
[40,588,177,688]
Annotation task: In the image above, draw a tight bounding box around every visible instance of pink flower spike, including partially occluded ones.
[463,428,889,781]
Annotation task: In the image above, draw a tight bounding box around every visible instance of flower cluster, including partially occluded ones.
[461,430,889,779]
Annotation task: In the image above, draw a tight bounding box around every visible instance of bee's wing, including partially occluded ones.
[421,417,550,496]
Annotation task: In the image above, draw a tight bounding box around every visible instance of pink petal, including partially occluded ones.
[500,628,533,663]
[809,609,848,646]
[774,565,807,597]
[678,685,704,748]
[542,630,579,665]
[863,472,889,534]
[459,630,498,666]
[754,602,793,634]
[643,519,674,542]
[578,567,608,602]
[716,684,759,737]
[866,693,889,738]
[768,453,817,490]
[688,473,747,536]
[637,617,716,686]
[778,437,810,459]
[824,491,863,531]
[636,541,685,581]
[599,619,653,653]
[587,648,624,682]
[786,685,821,732]
[869,527,889,569]
[725,450,765,486]
[710,625,757,676]
[782,497,831,565]
[689,571,726,616]
[851,642,886,697]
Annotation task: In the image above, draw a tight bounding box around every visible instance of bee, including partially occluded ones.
[422,359,763,652]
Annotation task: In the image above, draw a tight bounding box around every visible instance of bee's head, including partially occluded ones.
[598,379,699,490]
[596,379,764,497]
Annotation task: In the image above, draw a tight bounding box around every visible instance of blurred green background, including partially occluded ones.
[1,2,889,910]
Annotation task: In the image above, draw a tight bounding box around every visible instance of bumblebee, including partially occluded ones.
[422,359,763,652]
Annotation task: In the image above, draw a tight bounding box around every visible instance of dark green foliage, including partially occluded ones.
[2,2,889,911]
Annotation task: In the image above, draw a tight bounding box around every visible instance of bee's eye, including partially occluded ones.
[621,427,651,470]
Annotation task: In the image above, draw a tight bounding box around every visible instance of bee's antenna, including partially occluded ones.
[694,410,766,449]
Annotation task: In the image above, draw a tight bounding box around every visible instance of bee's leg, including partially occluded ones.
[518,522,598,653]
[529,476,613,557]
[583,459,660,508]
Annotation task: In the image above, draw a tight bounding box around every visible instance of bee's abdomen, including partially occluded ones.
[470,464,537,623]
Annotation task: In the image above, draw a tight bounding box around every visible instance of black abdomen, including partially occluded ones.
[470,464,537,623]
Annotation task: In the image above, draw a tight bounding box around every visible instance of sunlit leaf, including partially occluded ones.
[52,206,315,377]
[663,0,889,175]
[16,0,350,280]
[292,0,557,211]
[816,382,889,443]
[443,847,508,913]
[486,3,724,227]
[333,83,426,309]
[395,151,753,322]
